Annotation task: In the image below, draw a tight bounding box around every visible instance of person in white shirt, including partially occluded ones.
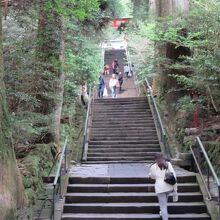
[123,63,130,78]
[109,74,119,98]
[149,153,178,220]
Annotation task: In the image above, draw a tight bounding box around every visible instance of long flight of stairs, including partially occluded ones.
[61,96,212,220]
[87,97,160,163]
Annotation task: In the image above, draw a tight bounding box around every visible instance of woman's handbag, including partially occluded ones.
[164,171,176,185]
[164,164,177,185]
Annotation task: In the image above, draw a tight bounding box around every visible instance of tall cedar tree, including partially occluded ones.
[0,7,24,219]
[36,0,65,146]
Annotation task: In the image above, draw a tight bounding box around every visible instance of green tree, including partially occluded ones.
[2,0,112,213]
[0,7,24,219]
[36,0,65,145]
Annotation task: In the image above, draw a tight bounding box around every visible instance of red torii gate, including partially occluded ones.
[112,18,129,28]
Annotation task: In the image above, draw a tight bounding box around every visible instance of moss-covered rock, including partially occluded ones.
[21,144,54,205]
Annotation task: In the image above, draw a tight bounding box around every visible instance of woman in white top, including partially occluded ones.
[109,74,119,98]
[149,153,178,220]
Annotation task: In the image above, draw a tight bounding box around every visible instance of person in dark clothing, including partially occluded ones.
[118,72,123,91]
[98,72,105,98]
[112,59,119,74]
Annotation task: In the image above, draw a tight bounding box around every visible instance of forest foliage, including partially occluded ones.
[126,0,220,173]
[128,0,220,128]
[1,0,118,216]
[2,0,220,217]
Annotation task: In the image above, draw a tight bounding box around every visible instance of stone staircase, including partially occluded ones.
[61,96,212,220]
[62,175,211,220]
[87,97,160,163]
[60,44,213,220]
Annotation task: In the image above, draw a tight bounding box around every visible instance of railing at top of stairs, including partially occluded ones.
[145,78,172,159]
[190,136,220,215]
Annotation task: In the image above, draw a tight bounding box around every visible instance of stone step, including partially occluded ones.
[92,112,152,116]
[90,137,158,141]
[88,143,160,147]
[65,192,203,203]
[92,121,154,125]
[68,176,197,184]
[93,107,150,111]
[93,105,149,108]
[88,140,160,145]
[93,105,149,109]
[63,202,207,214]
[88,146,160,150]
[67,183,200,193]
[83,161,153,164]
[92,117,154,121]
[92,120,155,124]
[91,125,156,129]
[91,124,156,129]
[94,99,148,104]
[91,123,155,128]
[84,160,153,164]
[88,148,161,153]
[87,152,157,157]
[94,99,147,102]
[93,103,149,107]
[92,115,153,120]
[93,110,151,114]
[94,97,147,103]
[90,132,158,137]
[62,213,211,220]
[90,128,157,132]
[94,96,146,99]
[86,156,155,162]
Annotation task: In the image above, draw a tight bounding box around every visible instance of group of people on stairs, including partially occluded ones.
[98,72,123,98]
[98,59,132,98]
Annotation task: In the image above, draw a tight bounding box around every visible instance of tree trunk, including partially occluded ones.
[132,0,149,21]
[0,8,24,219]
[151,0,190,97]
[157,0,189,16]
[36,1,65,146]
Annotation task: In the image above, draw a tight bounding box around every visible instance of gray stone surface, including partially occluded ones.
[69,163,195,178]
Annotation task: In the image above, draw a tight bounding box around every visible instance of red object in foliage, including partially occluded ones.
[194,111,198,128]
[112,19,129,28]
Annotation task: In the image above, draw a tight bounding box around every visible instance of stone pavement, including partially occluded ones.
[69,163,195,178]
